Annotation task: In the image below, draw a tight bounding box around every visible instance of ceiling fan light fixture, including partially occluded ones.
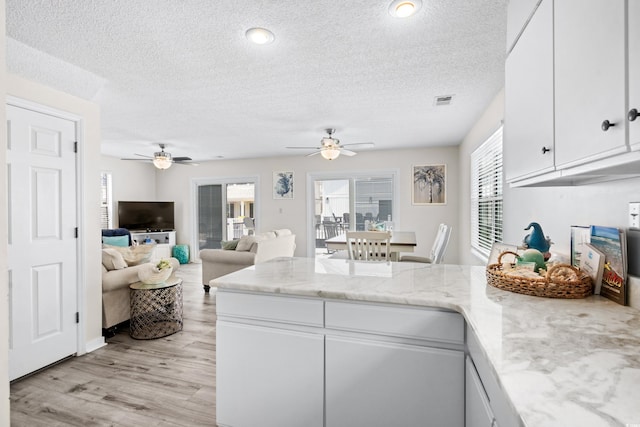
[246,27,275,45]
[321,147,341,160]
[153,152,172,169]
[389,0,422,18]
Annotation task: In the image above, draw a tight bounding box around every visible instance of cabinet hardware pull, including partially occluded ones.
[541,147,551,154]
[629,108,639,122]
[601,120,616,131]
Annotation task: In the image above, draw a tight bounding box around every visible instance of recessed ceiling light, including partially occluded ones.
[388,0,422,18]
[245,27,275,45]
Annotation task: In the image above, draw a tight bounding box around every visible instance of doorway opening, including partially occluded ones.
[195,179,257,254]
[310,172,397,258]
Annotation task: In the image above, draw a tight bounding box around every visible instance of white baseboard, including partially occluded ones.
[85,336,107,353]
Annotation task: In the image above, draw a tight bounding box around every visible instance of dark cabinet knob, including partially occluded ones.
[629,108,639,122]
[601,120,616,131]
[541,147,551,154]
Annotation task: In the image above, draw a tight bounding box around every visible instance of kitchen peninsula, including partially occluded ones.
[214,257,640,427]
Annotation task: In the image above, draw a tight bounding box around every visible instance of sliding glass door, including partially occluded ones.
[310,172,397,257]
[195,178,257,252]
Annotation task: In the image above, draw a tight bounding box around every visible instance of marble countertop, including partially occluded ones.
[213,257,640,427]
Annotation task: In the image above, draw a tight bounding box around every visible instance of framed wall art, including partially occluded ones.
[412,164,446,205]
[273,171,294,199]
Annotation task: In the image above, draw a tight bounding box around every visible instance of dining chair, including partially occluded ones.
[346,231,391,261]
[400,224,451,264]
[324,222,340,254]
[243,217,255,235]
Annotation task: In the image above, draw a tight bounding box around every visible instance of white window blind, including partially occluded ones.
[101,172,113,229]
[471,126,503,259]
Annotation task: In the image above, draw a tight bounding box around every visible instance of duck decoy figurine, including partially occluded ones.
[522,222,552,258]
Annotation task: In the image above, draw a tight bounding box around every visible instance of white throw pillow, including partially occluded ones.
[102,248,128,271]
[273,229,291,236]
[235,235,257,251]
[103,244,155,266]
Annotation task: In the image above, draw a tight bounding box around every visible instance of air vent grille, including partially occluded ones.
[434,95,454,106]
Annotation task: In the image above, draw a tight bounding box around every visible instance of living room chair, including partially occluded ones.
[400,223,451,264]
[346,231,391,261]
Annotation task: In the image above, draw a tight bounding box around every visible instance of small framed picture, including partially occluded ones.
[412,164,446,205]
[273,171,294,199]
[570,225,591,267]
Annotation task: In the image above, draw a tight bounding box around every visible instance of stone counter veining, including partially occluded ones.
[213,257,640,427]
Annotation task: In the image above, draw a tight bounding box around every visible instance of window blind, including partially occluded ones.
[471,126,503,259]
[100,172,113,229]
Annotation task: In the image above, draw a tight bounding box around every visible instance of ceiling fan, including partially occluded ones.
[286,129,375,160]
[121,144,198,169]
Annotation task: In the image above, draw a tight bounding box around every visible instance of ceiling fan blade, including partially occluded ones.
[341,142,375,149]
[120,158,151,161]
[134,153,154,159]
[340,149,357,156]
[173,156,192,161]
[306,151,322,157]
[287,146,321,150]
[173,161,199,166]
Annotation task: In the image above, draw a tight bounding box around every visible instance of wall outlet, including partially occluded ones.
[630,202,640,228]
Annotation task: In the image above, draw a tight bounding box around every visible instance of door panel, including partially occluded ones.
[7,104,78,381]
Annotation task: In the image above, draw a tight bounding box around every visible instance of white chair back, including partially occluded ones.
[346,231,391,261]
[429,224,452,264]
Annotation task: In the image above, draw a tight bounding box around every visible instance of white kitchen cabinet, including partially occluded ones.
[466,326,522,427]
[629,1,640,150]
[505,0,640,186]
[216,322,324,427]
[216,291,467,427]
[466,357,495,427]
[504,0,555,182]
[324,301,465,427]
[326,336,464,427]
[216,292,325,427]
[554,0,627,169]
[506,0,542,54]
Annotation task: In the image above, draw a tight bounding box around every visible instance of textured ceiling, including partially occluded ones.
[6,0,508,162]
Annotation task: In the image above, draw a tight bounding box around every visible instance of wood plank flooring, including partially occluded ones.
[10,263,218,427]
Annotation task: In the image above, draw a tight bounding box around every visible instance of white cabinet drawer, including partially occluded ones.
[325,301,464,345]
[216,291,324,327]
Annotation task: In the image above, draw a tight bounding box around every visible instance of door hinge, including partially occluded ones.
[75,227,78,238]
[75,312,79,324]
[74,141,78,153]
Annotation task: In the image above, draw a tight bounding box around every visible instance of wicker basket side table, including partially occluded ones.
[129,275,183,339]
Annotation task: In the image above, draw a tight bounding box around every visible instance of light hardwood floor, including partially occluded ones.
[10,262,217,427]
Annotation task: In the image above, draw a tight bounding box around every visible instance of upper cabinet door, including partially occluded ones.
[629,1,640,150]
[504,0,555,182]
[506,0,543,53]
[554,0,627,169]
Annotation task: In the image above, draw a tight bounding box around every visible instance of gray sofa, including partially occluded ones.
[199,229,296,292]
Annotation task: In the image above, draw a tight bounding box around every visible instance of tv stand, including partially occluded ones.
[130,230,176,261]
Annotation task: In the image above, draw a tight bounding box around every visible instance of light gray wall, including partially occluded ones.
[101,155,157,224]
[138,146,462,263]
[459,87,640,265]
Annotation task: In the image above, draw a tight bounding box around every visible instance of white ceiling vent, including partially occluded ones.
[434,95,455,106]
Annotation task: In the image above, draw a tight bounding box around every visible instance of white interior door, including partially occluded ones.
[7,104,78,381]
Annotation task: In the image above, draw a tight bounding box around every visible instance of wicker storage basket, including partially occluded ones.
[486,251,593,299]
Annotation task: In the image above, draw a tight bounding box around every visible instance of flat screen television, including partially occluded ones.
[118,201,175,232]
